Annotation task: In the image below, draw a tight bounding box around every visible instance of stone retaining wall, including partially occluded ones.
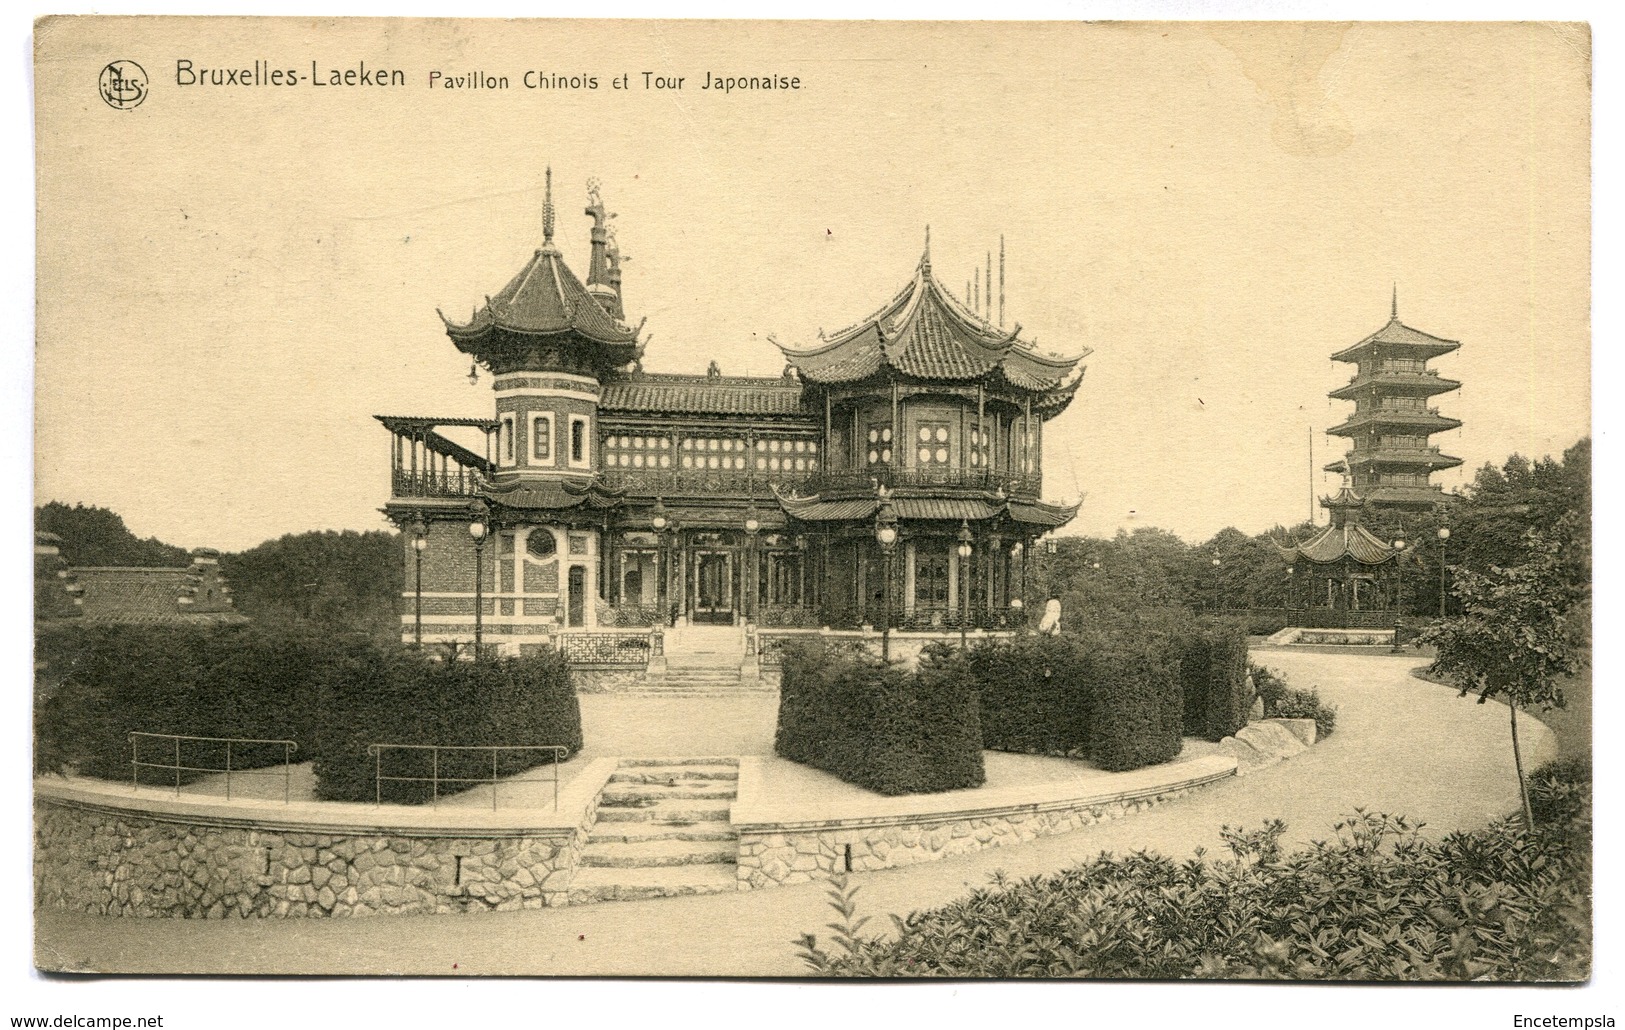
[731,755,1237,890]
[34,759,617,919]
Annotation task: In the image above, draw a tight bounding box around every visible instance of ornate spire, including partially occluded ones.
[921,225,931,275]
[541,166,555,249]
[1391,281,1398,321]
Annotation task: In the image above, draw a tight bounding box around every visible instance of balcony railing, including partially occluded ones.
[600,468,780,497]
[803,467,1041,498]
[392,468,483,499]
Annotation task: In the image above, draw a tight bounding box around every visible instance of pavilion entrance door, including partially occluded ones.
[694,550,735,625]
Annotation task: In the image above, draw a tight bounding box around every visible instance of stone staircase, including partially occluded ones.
[568,758,741,904]
[638,623,774,695]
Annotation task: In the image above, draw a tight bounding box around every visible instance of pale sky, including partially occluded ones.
[34,19,1591,551]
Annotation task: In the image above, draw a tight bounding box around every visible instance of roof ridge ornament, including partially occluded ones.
[1391,282,1398,321]
[921,225,931,276]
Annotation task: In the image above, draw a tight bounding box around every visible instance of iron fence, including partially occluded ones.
[365,743,567,810]
[600,604,670,628]
[556,631,654,666]
[128,732,299,802]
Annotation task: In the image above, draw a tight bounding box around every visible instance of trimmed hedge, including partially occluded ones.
[1174,621,1252,742]
[34,625,582,804]
[1083,633,1185,772]
[310,647,581,804]
[775,640,984,795]
[968,635,1090,757]
[968,631,1183,773]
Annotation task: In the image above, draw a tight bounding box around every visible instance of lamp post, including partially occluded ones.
[469,517,488,659]
[1286,565,1295,614]
[956,521,974,648]
[1390,536,1407,653]
[875,505,899,660]
[1210,556,1222,613]
[410,520,427,648]
[1437,526,1451,618]
[651,498,669,626]
[743,506,761,623]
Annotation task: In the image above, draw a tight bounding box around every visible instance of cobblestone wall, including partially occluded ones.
[34,781,606,918]
[734,787,1198,890]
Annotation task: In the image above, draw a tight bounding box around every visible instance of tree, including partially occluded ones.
[220,529,402,641]
[34,501,190,567]
[1414,523,1587,827]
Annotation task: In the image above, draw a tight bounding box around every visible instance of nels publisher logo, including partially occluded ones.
[99,60,148,110]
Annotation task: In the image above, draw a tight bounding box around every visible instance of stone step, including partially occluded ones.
[609,768,739,784]
[578,838,738,868]
[566,864,738,904]
[618,757,740,768]
[601,782,739,801]
[586,820,737,844]
[592,800,733,823]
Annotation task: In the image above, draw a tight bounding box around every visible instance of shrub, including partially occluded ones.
[1083,633,1184,772]
[309,647,581,804]
[775,640,983,795]
[1174,621,1251,741]
[1272,686,1338,741]
[1248,663,1288,714]
[34,624,582,804]
[797,768,1593,980]
[968,635,1091,758]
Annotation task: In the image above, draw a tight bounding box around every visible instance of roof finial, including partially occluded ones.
[542,166,555,246]
[921,225,931,274]
[1391,281,1398,321]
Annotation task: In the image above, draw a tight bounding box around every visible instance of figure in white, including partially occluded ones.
[1037,595,1062,636]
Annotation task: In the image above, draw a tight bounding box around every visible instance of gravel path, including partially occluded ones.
[34,651,1553,977]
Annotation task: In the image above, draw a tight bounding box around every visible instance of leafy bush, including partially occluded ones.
[1272,687,1338,741]
[796,770,1593,980]
[34,625,582,804]
[1174,621,1251,741]
[775,639,983,795]
[1248,663,1287,713]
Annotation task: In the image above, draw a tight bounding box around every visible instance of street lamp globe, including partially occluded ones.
[1437,527,1450,541]
[1393,537,1406,552]
[413,535,428,553]
[877,524,898,549]
[469,520,487,541]
[745,515,761,534]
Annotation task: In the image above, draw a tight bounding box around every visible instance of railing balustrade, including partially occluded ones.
[554,631,653,666]
[365,743,566,810]
[128,732,299,802]
[392,467,482,499]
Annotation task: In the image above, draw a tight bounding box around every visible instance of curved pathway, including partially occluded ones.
[34,651,1554,977]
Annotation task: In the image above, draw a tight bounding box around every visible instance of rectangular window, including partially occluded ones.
[916,553,949,606]
[499,414,516,466]
[569,416,589,467]
[531,413,552,464]
[915,421,951,467]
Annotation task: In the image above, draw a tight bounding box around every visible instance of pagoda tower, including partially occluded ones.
[1324,290,1463,510]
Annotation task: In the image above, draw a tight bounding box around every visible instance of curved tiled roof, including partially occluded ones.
[773,488,1078,529]
[1332,316,1460,363]
[777,243,1088,392]
[481,476,624,511]
[1280,523,1396,566]
[441,243,640,347]
[599,374,816,417]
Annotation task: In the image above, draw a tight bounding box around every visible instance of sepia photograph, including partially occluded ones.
[19,9,1604,1020]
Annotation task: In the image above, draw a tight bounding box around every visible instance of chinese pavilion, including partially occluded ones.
[1323,290,1463,510]
[1276,480,1397,612]
[377,172,1088,652]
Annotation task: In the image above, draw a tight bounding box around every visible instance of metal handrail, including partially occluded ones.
[365,743,567,810]
[128,731,299,802]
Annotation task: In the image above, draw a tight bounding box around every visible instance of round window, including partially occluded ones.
[918,427,931,442]
[526,532,557,560]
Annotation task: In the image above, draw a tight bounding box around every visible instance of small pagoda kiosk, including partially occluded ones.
[1278,480,1398,612]
[771,230,1088,631]
[1324,291,1463,510]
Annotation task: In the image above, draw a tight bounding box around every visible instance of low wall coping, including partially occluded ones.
[730,754,1237,834]
[33,757,621,841]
